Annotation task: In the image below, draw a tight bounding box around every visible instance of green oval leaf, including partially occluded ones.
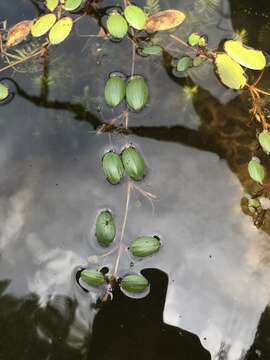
[64,0,82,11]
[120,274,149,293]
[107,13,128,39]
[102,151,125,184]
[31,14,57,37]
[46,0,58,12]
[188,32,201,46]
[215,53,247,90]
[248,158,265,184]
[130,236,160,257]
[80,269,105,287]
[177,56,192,71]
[259,131,270,154]
[121,146,146,181]
[104,75,126,107]
[124,5,146,30]
[96,210,116,247]
[142,45,163,56]
[49,17,73,45]
[126,76,149,111]
[0,83,9,101]
[224,40,266,70]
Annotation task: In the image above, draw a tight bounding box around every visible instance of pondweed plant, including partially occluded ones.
[1,0,270,299]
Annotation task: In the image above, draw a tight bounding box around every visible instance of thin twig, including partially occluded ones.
[0,45,46,73]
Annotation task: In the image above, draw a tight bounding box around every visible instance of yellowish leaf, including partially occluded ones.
[224,40,266,70]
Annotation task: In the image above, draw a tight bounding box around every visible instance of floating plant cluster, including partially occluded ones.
[79,143,161,297]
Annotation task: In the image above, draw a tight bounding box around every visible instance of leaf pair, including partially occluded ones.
[104,75,149,111]
[102,147,146,185]
[31,14,73,45]
[215,40,266,90]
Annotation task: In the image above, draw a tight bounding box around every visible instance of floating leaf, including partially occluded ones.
[215,53,247,90]
[121,146,146,181]
[49,17,73,45]
[120,274,149,293]
[188,32,201,46]
[145,9,185,32]
[96,210,116,247]
[6,20,33,47]
[199,36,206,47]
[107,13,128,39]
[46,0,58,12]
[0,83,9,101]
[124,5,146,30]
[126,76,149,111]
[142,45,163,56]
[224,40,266,70]
[80,269,105,286]
[64,0,83,11]
[130,236,160,257]
[102,151,125,184]
[31,14,57,37]
[177,56,192,71]
[259,131,270,154]
[104,75,126,107]
[248,158,265,184]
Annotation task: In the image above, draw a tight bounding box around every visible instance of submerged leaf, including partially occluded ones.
[145,9,185,32]
[121,146,146,181]
[177,56,192,71]
[6,20,33,47]
[31,14,57,37]
[215,53,247,90]
[64,0,83,11]
[259,131,270,154]
[102,151,125,184]
[126,76,149,111]
[224,40,266,70]
[80,269,105,286]
[49,17,73,45]
[193,56,205,67]
[120,274,149,293]
[248,158,265,184]
[96,210,116,247]
[0,83,9,101]
[124,5,146,30]
[130,236,160,257]
[104,75,126,107]
[46,0,58,12]
[142,45,163,56]
[107,13,128,39]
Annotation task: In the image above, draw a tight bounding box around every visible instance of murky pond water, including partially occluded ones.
[0,0,270,359]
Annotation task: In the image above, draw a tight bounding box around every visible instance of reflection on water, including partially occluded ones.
[0,0,270,359]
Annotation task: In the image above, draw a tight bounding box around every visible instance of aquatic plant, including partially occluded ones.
[1,0,270,299]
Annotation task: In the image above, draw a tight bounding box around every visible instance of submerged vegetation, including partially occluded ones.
[0,0,270,300]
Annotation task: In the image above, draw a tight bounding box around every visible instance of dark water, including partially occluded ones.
[0,0,270,359]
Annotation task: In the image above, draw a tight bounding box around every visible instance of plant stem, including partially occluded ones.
[113,180,132,275]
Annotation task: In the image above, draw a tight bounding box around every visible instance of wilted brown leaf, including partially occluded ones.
[6,20,33,47]
[145,10,186,32]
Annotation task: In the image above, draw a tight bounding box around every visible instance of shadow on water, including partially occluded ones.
[0,270,211,360]
[88,269,210,360]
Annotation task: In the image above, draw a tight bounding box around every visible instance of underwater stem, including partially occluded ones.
[113,180,132,275]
